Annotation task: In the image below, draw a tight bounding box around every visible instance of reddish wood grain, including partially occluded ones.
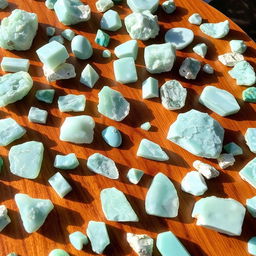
[0,0,256,255]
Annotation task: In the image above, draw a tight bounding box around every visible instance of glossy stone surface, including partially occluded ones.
[49,35,64,45]
[102,49,111,58]
[35,89,55,104]
[100,187,139,222]
[188,13,202,25]
[102,126,122,147]
[218,52,244,67]
[98,86,130,121]
[0,205,11,232]
[230,40,247,54]
[179,57,201,80]
[245,128,256,153]
[203,64,214,74]
[127,168,144,185]
[28,107,48,124]
[142,77,159,99]
[114,40,138,60]
[240,158,256,188]
[96,0,114,12]
[167,109,224,159]
[61,29,75,41]
[95,29,110,47]
[127,233,153,256]
[80,64,99,88]
[192,196,245,236]
[0,0,8,9]
[248,237,256,255]
[71,35,93,60]
[48,249,69,256]
[69,231,88,250]
[193,160,220,179]
[1,57,30,72]
[101,10,122,32]
[137,138,169,161]
[243,87,256,102]
[54,153,79,170]
[246,196,256,218]
[165,28,194,50]
[145,172,179,218]
[162,0,176,14]
[0,9,38,51]
[46,27,55,36]
[9,141,44,179]
[224,142,243,156]
[140,122,151,131]
[127,0,159,13]
[58,94,85,112]
[193,43,207,58]
[0,71,33,107]
[15,193,54,233]
[87,153,119,179]
[200,20,230,38]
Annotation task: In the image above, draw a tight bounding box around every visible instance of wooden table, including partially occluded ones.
[0,0,256,255]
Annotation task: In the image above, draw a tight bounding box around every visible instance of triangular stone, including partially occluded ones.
[80,64,99,88]
[114,40,138,60]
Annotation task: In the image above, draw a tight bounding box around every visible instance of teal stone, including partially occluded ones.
[102,126,122,147]
[165,28,194,50]
[245,128,256,153]
[157,231,191,256]
[0,0,8,9]
[199,85,240,116]
[46,27,56,36]
[179,57,201,80]
[9,141,44,179]
[49,35,64,45]
[0,9,38,51]
[15,193,54,233]
[162,0,176,14]
[101,10,122,32]
[230,40,247,54]
[48,249,69,256]
[0,118,26,146]
[35,89,55,104]
[137,138,169,161]
[71,35,93,60]
[87,153,119,179]
[96,0,114,12]
[54,0,91,25]
[188,13,202,25]
[0,205,11,231]
[127,168,144,184]
[45,0,57,9]
[28,107,48,124]
[140,122,151,131]
[127,0,159,13]
[0,157,3,172]
[193,43,207,58]
[69,231,88,250]
[203,64,214,74]
[0,71,33,107]
[114,40,138,60]
[54,153,79,169]
[100,187,139,222]
[243,87,256,102]
[200,20,230,39]
[102,49,111,58]
[1,57,30,72]
[246,196,256,218]
[113,57,138,84]
[145,172,179,217]
[95,29,110,47]
[98,86,130,121]
[58,94,86,112]
[142,77,159,99]
[224,142,243,156]
[86,221,110,254]
[80,64,99,88]
[113,0,122,3]
[240,158,256,188]
[248,237,256,255]
[167,109,224,159]
[61,29,75,41]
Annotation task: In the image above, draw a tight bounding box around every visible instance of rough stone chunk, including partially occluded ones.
[127,0,159,13]
[102,126,122,148]
[28,107,48,124]
[162,0,176,14]
[69,231,88,250]
[61,29,75,41]
[54,153,79,170]
[127,233,153,256]
[58,94,85,112]
[243,87,256,102]
[224,142,243,156]
[142,77,159,99]
[193,43,207,58]
[80,64,99,88]
[218,52,244,67]
[35,89,55,104]
[203,64,214,74]
[193,160,220,179]
[96,0,114,12]
[246,196,256,218]
[245,128,256,153]
[179,57,201,80]
[200,20,230,38]
[188,13,202,25]
[45,0,57,9]
[240,158,256,188]
[0,205,11,232]
[217,153,235,169]
[95,29,110,47]
[230,40,247,54]
[49,35,64,45]
[127,168,144,184]
[1,57,30,73]
[140,122,151,131]
[114,40,138,60]
[101,10,122,32]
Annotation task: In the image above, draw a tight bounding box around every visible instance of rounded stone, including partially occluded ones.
[127,0,159,13]
[71,35,93,60]
[48,249,70,256]
[102,126,122,147]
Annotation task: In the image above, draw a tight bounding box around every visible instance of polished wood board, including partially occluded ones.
[0,0,256,255]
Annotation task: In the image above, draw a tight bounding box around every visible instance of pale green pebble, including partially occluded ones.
[45,0,57,9]
[142,77,159,99]
[100,187,139,222]
[102,126,122,147]
[100,10,122,32]
[7,253,18,256]
[1,57,30,72]
[95,29,110,47]
[0,157,3,172]
[71,35,93,60]
[69,231,88,250]
[58,94,86,112]
[188,13,202,25]
[193,43,207,58]
[127,0,159,13]
[179,57,201,80]
[248,237,256,255]
[162,0,176,14]
[35,89,55,104]
[46,27,55,37]
[0,205,11,231]
[200,20,230,39]
[48,249,69,256]
[230,40,247,54]
[96,0,114,12]
[80,64,99,88]
[61,29,75,41]
[245,128,256,153]
[224,142,243,156]
[140,122,151,131]
[246,196,256,218]
[102,49,111,58]
[28,107,48,124]
[127,168,144,184]
[54,153,79,169]
[240,158,256,189]
[49,35,64,44]
[203,64,214,74]
[243,87,256,102]
[0,0,8,9]
[114,40,138,60]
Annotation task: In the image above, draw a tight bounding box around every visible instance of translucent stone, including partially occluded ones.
[162,0,176,14]
[101,10,122,32]
[0,0,8,9]
[193,43,207,58]
[203,64,214,74]
[240,157,256,188]
[245,128,256,153]
[86,221,110,254]
[102,126,122,147]
[69,231,88,250]
[100,187,139,222]
[200,20,230,38]
[246,196,256,218]
[193,160,220,179]
[142,77,159,99]
[49,35,64,45]
[80,64,99,88]
[54,153,79,170]
[127,0,159,13]
[188,13,202,25]
[145,172,179,218]
[54,0,91,25]
[114,40,138,60]
[230,40,247,54]
[144,43,176,74]
[98,86,130,121]
[127,233,153,256]
[87,153,119,179]
[248,237,256,255]
[218,52,244,67]
[95,29,110,47]
[0,71,33,107]
[60,115,95,144]
[167,109,224,159]
[160,80,187,110]
[0,9,38,51]
[15,193,54,233]
[192,196,245,236]
[125,11,159,41]
[58,94,86,112]
[96,0,114,12]
[0,118,26,146]
[102,50,111,58]
[1,57,30,72]
[165,28,194,50]
[45,0,56,9]
[46,27,55,37]
[48,249,69,256]
[0,205,11,231]
[127,168,144,184]
[28,107,48,124]
[61,29,75,41]
[224,142,243,156]
[243,87,256,102]
[140,122,151,131]
[179,57,201,80]
[35,89,55,104]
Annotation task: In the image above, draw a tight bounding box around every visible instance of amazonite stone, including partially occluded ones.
[36,89,55,104]
[162,0,176,14]
[69,231,88,250]
[0,71,33,107]
[61,29,75,41]
[101,10,122,32]
[54,153,79,170]
[0,118,26,146]
[48,249,69,256]
[9,141,44,179]
[45,0,57,9]
[127,0,159,13]
[127,168,144,184]
[102,126,122,147]
[102,50,111,58]
[179,57,201,80]
[246,196,256,218]
[188,13,202,25]
[71,35,93,60]
[87,153,119,179]
[0,9,38,51]
[60,115,95,144]
[203,64,214,74]
[240,158,256,188]
[192,196,245,236]
[15,193,54,233]
[80,64,99,88]
[243,87,256,102]
[224,142,243,156]
[113,57,138,84]
[142,77,159,99]
[200,20,230,38]
[0,0,8,9]
[137,138,169,161]
[146,172,179,218]
[100,187,139,222]
[1,57,30,72]
[95,29,110,47]
[127,233,153,256]
[167,109,224,159]
[157,231,191,256]
[96,0,114,12]
[0,205,11,231]
[140,122,151,131]
[86,221,110,254]
[49,35,64,45]
[144,43,176,74]
[245,128,256,153]
[230,40,247,54]
[165,28,194,50]
[199,86,240,116]
[46,27,55,37]
[54,0,91,25]
[248,237,256,255]
[58,94,85,112]
[229,61,256,86]
[114,40,138,60]
[98,86,130,121]
[193,43,207,58]
[28,107,48,124]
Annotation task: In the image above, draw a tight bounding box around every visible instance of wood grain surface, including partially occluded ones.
[0,0,256,255]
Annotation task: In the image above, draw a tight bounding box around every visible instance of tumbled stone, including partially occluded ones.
[102,49,111,58]
[243,87,256,102]
[101,10,122,32]
[80,64,99,88]
[54,153,79,170]
[162,0,176,14]
[127,168,144,184]
[245,128,256,153]
[230,40,247,54]
[102,126,122,147]
[49,35,64,45]
[224,142,243,156]
[71,35,93,60]
[114,40,138,60]
[140,122,151,131]
[28,107,48,124]
[127,0,159,13]
[193,160,219,179]
[193,43,207,58]
[188,13,202,25]
[240,158,256,189]
[61,29,75,41]
[69,231,88,250]
[96,0,114,12]
[200,20,230,38]
[203,64,214,74]
[35,89,55,104]
[179,57,201,80]
[95,29,110,47]
[48,249,69,256]
[142,77,159,99]
[0,205,11,231]
[58,94,85,112]
[127,233,153,256]
[246,196,256,218]
[218,52,244,67]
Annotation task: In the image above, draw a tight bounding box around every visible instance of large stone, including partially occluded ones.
[200,20,230,39]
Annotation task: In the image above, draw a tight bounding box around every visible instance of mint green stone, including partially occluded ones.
[7,253,17,256]
[101,10,122,32]
[58,94,86,112]
[179,57,201,80]
[0,0,8,9]
[61,29,75,41]
[0,205,11,231]
[87,153,119,179]
[193,43,207,58]
[102,126,122,147]
[95,29,110,47]
[245,128,256,153]
[1,57,30,72]
[98,86,130,121]
[54,153,79,170]
[15,193,54,233]
[137,138,169,161]
[224,142,243,156]
[80,64,99,88]
[36,89,55,104]
[230,40,247,54]
[69,231,88,250]
[127,168,144,184]
[0,71,33,107]
[48,249,69,256]
[0,118,26,146]
[167,109,224,159]
[0,157,3,172]
[240,158,256,188]
[0,9,38,51]
[248,237,256,255]
[145,172,179,218]
[100,187,139,222]
[114,40,138,60]
[162,0,176,14]
[140,122,151,131]
[203,64,214,74]
[229,61,256,86]
[142,77,159,99]
[102,49,111,58]
[49,35,64,45]
[200,20,230,39]
[46,27,55,36]
[28,107,48,124]
[243,87,256,102]
[127,0,159,13]
[86,221,110,254]
[246,196,256,218]
[96,0,114,12]
[71,35,93,60]
[188,13,202,25]
[45,0,57,9]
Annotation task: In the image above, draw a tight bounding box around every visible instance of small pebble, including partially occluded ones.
[102,49,111,58]
[230,40,247,54]
[46,27,56,37]
[203,64,214,74]
[102,126,122,147]
[48,249,70,256]
[188,13,202,25]
[49,35,64,44]
[162,0,176,14]
[248,237,256,256]
[140,122,151,131]
[217,153,235,169]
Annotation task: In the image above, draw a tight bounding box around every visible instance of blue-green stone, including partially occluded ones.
[71,35,93,60]
[35,89,55,104]
[100,10,122,32]
[0,205,11,231]
[114,40,138,60]
[127,0,159,13]
[224,142,243,156]
[248,237,256,255]
[245,128,256,153]
[95,29,110,47]
[246,196,256,218]
[200,20,230,39]
[243,87,256,102]
[69,231,88,250]
[230,40,247,54]
[48,249,69,256]
[58,94,86,112]
[102,126,122,147]
[54,153,79,169]
[127,168,144,184]
[240,158,256,188]
[61,29,75,41]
